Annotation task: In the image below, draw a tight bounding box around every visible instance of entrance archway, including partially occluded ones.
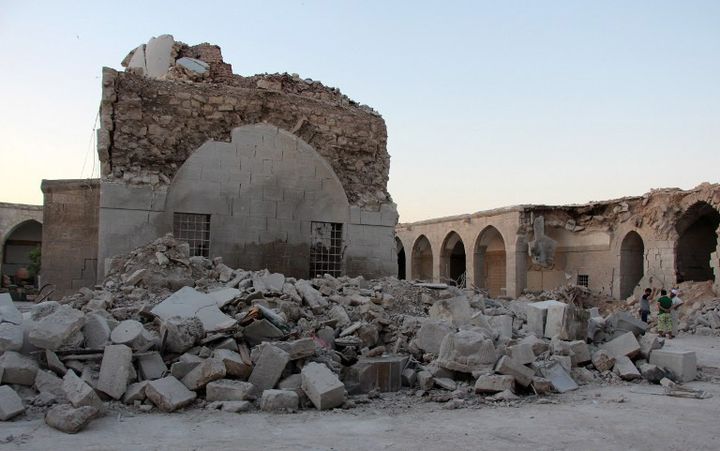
[620,231,644,299]
[474,226,506,297]
[2,219,42,286]
[411,235,433,281]
[396,237,406,280]
[440,231,466,286]
[676,202,720,282]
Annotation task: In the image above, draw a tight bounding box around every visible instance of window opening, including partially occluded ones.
[310,222,343,278]
[173,213,211,258]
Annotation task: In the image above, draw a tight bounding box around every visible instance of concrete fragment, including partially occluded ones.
[44,404,98,433]
[568,340,591,366]
[62,370,103,409]
[0,293,22,325]
[0,350,38,385]
[328,305,351,328]
[0,385,25,420]
[145,376,197,412]
[526,300,565,337]
[591,350,615,372]
[434,377,457,390]
[219,400,252,412]
[122,381,148,404]
[27,304,85,351]
[539,362,578,393]
[414,320,453,355]
[0,322,23,352]
[649,350,697,382]
[161,316,204,354]
[550,355,572,373]
[638,363,667,384]
[639,333,663,359]
[608,311,648,336]
[137,352,167,380]
[508,343,536,365]
[205,379,257,401]
[253,272,285,293]
[570,367,595,385]
[437,329,496,373]
[416,370,433,390]
[83,313,111,349]
[243,319,283,346]
[181,358,226,390]
[429,295,473,326]
[401,368,417,387]
[170,361,200,380]
[260,389,298,411]
[295,280,328,312]
[353,355,408,393]
[274,337,316,360]
[206,288,240,308]
[495,356,535,387]
[34,369,67,401]
[97,344,133,399]
[601,332,641,359]
[248,343,290,391]
[45,350,67,376]
[474,374,515,394]
[545,303,588,340]
[531,376,554,394]
[144,34,175,78]
[489,315,513,339]
[301,362,345,410]
[110,320,154,351]
[213,349,252,379]
[488,389,519,401]
[151,286,236,333]
[520,334,549,355]
[613,355,641,380]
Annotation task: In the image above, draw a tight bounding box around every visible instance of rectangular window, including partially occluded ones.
[309,222,343,278]
[577,274,589,288]
[173,213,211,258]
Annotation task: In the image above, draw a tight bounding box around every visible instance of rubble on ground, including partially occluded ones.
[0,234,709,432]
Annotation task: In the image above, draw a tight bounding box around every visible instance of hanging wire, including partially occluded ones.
[81,111,100,178]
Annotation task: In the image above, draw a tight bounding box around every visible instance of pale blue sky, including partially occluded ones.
[1,1,718,222]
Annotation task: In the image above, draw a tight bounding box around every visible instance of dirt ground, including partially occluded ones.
[3,336,719,451]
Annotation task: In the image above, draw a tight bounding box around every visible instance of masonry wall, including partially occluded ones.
[0,202,43,281]
[41,179,100,298]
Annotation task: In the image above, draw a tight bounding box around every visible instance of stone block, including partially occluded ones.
[608,311,648,336]
[494,356,535,387]
[123,381,148,404]
[508,343,536,365]
[401,368,416,387]
[295,280,328,312]
[0,385,24,420]
[601,332,641,359]
[434,377,457,390]
[649,350,697,382]
[248,343,290,391]
[437,329,496,373]
[526,300,565,337]
[613,355,641,380]
[0,350,38,385]
[591,350,615,372]
[0,322,23,352]
[207,288,241,308]
[205,379,257,401]
[546,303,588,340]
[161,316,204,354]
[474,374,515,394]
[111,320,154,351]
[353,355,407,393]
[638,363,667,384]
[83,313,111,349]
[416,370,434,390]
[568,340,591,366]
[145,376,197,412]
[213,348,252,379]
[137,352,168,380]
[639,333,662,359]
[539,362,578,393]
[274,337,316,360]
[44,350,67,376]
[489,315,513,339]
[243,319,283,346]
[151,286,236,333]
[260,389,299,411]
[301,362,345,410]
[34,369,67,401]
[170,361,200,380]
[44,404,98,433]
[27,305,85,351]
[520,335,549,355]
[429,295,473,326]
[97,344,133,399]
[62,370,103,409]
[181,358,226,390]
[414,320,453,355]
[531,376,554,394]
[0,293,22,324]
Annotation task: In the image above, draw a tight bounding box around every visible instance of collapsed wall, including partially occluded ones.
[95,35,397,281]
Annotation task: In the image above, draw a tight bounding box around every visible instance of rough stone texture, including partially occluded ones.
[591,350,616,372]
[568,340,591,366]
[151,287,236,333]
[0,385,25,421]
[62,370,103,409]
[474,374,515,394]
[539,362,579,393]
[0,323,24,353]
[437,329,496,373]
[352,355,407,393]
[649,350,697,382]
[608,312,648,336]
[44,404,98,434]
[301,362,345,410]
[27,304,85,351]
[161,316,204,354]
[110,320,154,351]
[260,389,299,412]
[137,352,167,380]
[601,332,641,359]
[145,376,197,412]
[205,379,257,402]
[0,350,39,385]
[97,344,133,399]
[639,363,667,384]
[212,349,252,380]
[613,355,641,381]
[508,343,536,365]
[494,356,535,387]
[123,381,149,404]
[243,319,283,346]
[181,358,226,390]
[414,320,453,355]
[83,313,111,349]
[34,369,67,401]
[248,343,290,391]
[274,337,316,360]
[639,333,663,359]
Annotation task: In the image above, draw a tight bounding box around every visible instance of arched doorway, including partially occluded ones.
[676,202,720,282]
[440,231,466,286]
[620,231,644,299]
[396,237,406,280]
[2,219,42,286]
[411,235,433,281]
[474,226,506,297]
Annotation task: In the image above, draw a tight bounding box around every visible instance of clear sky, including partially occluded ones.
[1,1,718,222]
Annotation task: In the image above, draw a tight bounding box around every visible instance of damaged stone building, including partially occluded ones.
[396,183,720,299]
[39,35,398,297]
[0,203,43,290]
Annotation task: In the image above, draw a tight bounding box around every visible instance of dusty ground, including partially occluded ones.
[3,336,719,451]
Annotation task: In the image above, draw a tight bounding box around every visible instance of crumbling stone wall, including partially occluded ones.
[41,179,100,297]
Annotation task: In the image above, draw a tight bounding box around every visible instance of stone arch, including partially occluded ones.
[164,123,350,277]
[2,219,42,285]
[396,237,406,280]
[675,201,720,282]
[411,235,433,281]
[439,231,466,286]
[474,225,506,297]
[620,230,644,299]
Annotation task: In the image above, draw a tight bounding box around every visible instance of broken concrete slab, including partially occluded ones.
[44,404,98,434]
[151,286,236,333]
[248,343,290,392]
[353,355,408,393]
[613,355,641,381]
[0,385,25,421]
[170,361,200,380]
[591,350,615,372]
[206,288,240,308]
[0,350,38,385]
[212,349,252,380]
[639,363,667,384]
[0,322,23,352]
[274,337,316,360]
[295,280,328,312]
[301,362,345,410]
[568,340,591,366]
[181,358,226,390]
[608,311,648,337]
[520,334,549,355]
[526,300,565,337]
[639,333,663,359]
[110,320,154,351]
[0,293,22,325]
[137,352,167,380]
[601,332,641,359]
[62,370,103,409]
[243,319,283,346]
[145,376,197,412]
[34,369,67,401]
[414,321,453,356]
[161,316,204,354]
[495,356,535,387]
[44,350,67,376]
[649,350,697,382]
[260,389,298,412]
[252,272,285,293]
[416,370,434,391]
[545,303,588,340]
[438,329,496,373]
[488,315,513,339]
[97,344,133,399]
[474,374,515,394]
[429,295,473,326]
[205,379,257,402]
[27,304,85,351]
[83,313,111,349]
[508,343,536,365]
[539,362,578,393]
[122,381,148,404]
[328,305,351,328]
[144,34,175,78]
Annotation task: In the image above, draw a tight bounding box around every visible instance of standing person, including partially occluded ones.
[638,288,654,323]
[656,289,674,339]
[670,289,684,337]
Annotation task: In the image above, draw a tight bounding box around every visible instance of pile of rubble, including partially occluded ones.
[0,235,704,432]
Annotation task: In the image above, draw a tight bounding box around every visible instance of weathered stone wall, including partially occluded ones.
[0,202,43,280]
[41,179,100,298]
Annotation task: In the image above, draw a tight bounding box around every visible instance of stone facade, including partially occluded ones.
[396,183,720,299]
[41,179,100,297]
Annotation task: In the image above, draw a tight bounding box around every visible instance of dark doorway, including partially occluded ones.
[396,238,406,280]
[620,231,644,298]
[676,202,720,282]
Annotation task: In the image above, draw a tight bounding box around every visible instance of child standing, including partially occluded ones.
[656,289,674,339]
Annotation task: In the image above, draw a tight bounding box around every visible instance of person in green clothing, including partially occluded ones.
[656,289,674,339]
